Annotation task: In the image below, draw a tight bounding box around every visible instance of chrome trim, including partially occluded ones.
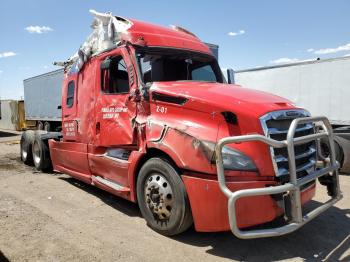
[268,123,313,135]
[92,175,127,191]
[275,146,316,163]
[215,116,342,239]
[260,109,312,177]
[278,159,316,176]
[102,154,129,163]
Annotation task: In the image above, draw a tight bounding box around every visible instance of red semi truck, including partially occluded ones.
[20,12,342,239]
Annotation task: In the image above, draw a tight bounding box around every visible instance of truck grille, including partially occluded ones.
[260,110,317,180]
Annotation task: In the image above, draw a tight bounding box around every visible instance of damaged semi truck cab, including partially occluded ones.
[21,14,342,239]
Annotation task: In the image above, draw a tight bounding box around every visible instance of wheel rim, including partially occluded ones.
[144,173,174,221]
[33,142,41,165]
[21,144,27,160]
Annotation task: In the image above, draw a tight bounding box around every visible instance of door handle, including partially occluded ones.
[96,122,101,134]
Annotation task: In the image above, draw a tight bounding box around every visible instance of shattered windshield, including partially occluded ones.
[136,48,224,84]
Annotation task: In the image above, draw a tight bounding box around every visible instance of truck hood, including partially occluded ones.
[150,81,296,117]
[149,81,298,177]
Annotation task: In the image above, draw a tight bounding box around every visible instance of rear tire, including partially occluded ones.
[20,130,35,165]
[136,158,193,236]
[44,122,51,132]
[37,121,44,130]
[32,132,52,172]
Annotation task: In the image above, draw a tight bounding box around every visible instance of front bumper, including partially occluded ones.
[182,175,316,232]
[215,116,342,239]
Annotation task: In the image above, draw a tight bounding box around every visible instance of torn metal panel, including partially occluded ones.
[55,10,132,70]
[146,120,168,142]
[146,123,217,174]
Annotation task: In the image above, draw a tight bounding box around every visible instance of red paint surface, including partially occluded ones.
[48,17,317,232]
[183,175,316,232]
[49,140,91,183]
[125,19,212,55]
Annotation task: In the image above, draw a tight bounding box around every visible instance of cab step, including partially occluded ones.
[91,175,130,193]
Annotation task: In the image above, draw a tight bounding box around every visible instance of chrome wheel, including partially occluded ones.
[144,173,174,221]
[33,141,41,166]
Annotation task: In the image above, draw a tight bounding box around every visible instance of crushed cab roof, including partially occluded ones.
[54,10,211,70]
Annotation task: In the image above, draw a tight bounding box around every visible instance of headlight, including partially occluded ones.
[222,146,257,171]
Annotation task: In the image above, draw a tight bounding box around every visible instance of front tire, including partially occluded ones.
[137,158,193,236]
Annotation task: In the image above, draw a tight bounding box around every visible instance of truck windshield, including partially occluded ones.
[136,47,224,84]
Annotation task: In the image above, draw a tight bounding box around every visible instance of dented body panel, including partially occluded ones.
[47,17,320,233]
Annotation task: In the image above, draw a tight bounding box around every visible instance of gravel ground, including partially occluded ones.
[0,133,349,262]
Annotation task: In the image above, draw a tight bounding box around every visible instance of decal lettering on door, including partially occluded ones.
[101,107,128,119]
[63,121,78,138]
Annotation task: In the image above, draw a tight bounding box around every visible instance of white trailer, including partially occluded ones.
[23,69,64,131]
[234,56,350,173]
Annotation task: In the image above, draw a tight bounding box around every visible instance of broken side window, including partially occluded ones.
[101,56,130,94]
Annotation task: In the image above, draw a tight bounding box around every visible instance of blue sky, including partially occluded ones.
[0,0,349,99]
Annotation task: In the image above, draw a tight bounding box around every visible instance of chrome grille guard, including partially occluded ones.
[215,116,342,239]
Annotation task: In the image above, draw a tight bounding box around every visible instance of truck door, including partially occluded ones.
[53,72,91,182]
[95,48,137,147]
[62,73,79,141]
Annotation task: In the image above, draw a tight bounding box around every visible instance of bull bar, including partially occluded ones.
[215,116,342,239]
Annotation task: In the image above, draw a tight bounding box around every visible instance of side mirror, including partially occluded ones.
[57,105,62,109]
[227,68,235,84]
[101,57,112,70]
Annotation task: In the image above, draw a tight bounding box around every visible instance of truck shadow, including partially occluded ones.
[0,131,18,138]
[59,177,141,218]
[59,176,349,261]
[0,250,10,262]
[172,201,350,261]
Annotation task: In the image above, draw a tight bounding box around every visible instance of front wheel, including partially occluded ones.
[136,158,193,236]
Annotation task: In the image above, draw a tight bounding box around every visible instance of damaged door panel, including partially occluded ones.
[94,47,137,147]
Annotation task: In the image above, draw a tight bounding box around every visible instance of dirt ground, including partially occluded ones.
[0,132,349,262]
